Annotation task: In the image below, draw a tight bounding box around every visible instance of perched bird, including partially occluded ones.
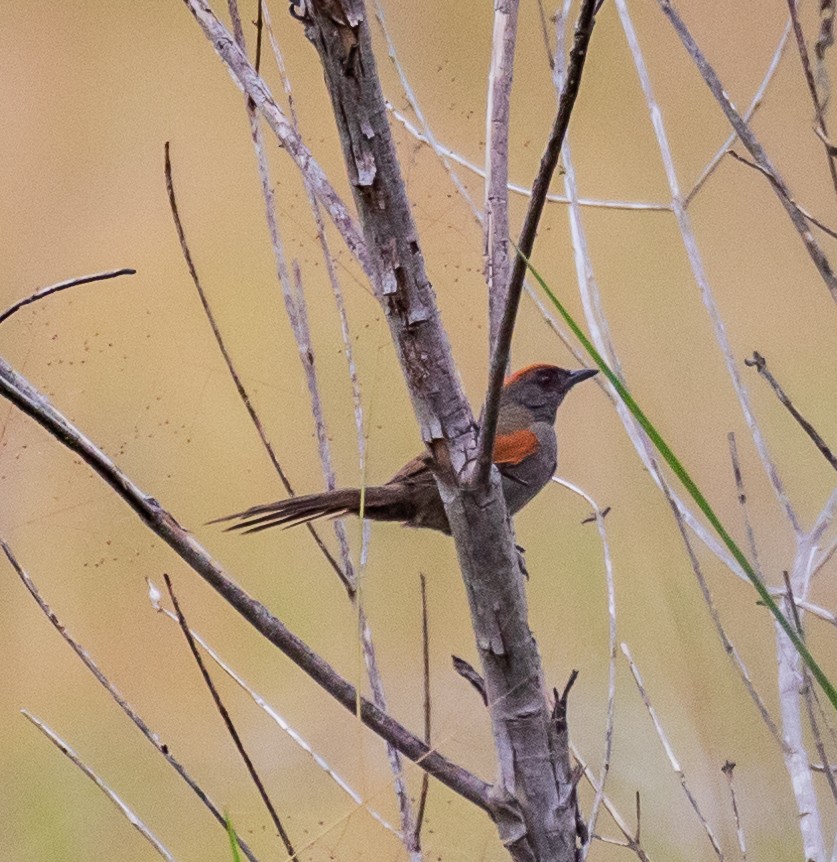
[213,364,597,535]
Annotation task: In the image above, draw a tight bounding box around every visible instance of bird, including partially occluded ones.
[212,364,598,536]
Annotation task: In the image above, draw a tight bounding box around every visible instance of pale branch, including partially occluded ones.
[0,268,136,326]
[3,543,259,862]
[164,574,298,860]
[477,0,599,488]
[301,1,571,856]
[180,0,372,279]
[389,105,670,211]
[0,354,492,812]
[21,711,176,861]
[685,16,792,205]
[622,643,725,861]
[727,149,837,240]
[786,0,837,199]
[617,0,802,537]
[485,0,520,347]
[148,586,400,838]
[656,0,837,303]
[552,477,616,861]
[745,351,837,472]
[163,141,348,587]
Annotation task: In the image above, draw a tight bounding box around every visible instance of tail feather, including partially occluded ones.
[210,489,363,533]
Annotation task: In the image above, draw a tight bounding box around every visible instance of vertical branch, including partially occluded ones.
[164,575,298,860]
[477,0,599,487]
[786,0,837,199]
[485,0,520,347]
[616,0,802,536]
[227,5,422,855]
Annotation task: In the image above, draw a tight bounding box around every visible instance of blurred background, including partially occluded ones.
[1,1,835,859]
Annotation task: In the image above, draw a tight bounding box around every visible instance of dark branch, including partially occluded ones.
[657,0,837,303]
[164,574,297,859]
[164,141,349,587]
[0,354,493,813]
[476,0,599,486]
[745,351,837,472]
[0,269,136,326]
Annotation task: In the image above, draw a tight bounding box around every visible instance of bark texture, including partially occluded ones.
[303,2,579,858]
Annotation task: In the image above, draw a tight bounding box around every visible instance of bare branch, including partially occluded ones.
[163,141,347,585]
[686,16,792,205]
[180,0,371,277]
[656,0,837,303]
[786,0,837,198]
[0,269,136,326]
[622,643,725,860]
[477,0,600,487]
[148,584,399,838]
[414,573,432,844]
[485,0,520,346]
[2,542,259,862]
[164,574,298,860]
[745,351,837,472]
[552,476,616,859]
[727,149,837,240]
[721,761,747,860]
[0,354,492,811]
[617,0,802,536]
[21,711,176,861]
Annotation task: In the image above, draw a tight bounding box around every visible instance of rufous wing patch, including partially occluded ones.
[493,429,539,465]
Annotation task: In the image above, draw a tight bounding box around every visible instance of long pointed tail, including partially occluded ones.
[209,489,364,534]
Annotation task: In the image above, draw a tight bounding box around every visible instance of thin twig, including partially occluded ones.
[21,711,176,861]
[617,0,802,536]
[1,541,259,862]
[622,643,725,860]
[181,0,372,279]
[0,269,136,326]
[745,351,837,472]
[163,141,347,585]
[727,432,763,576]
[0,355,492,810]
[656,0,837,303]
[721,761,747,860]
[164,574,297,860]
[570,743,653,862]
[388,106,670,212]
[552,477,616,858]
[147,580,399,838]
[727,149,837,240]
[783,573,837,809]
[414,574,432,844]
[786,0,837,198]
[477,0,599,487]
[484,0,520,345]
[686,16,792,205]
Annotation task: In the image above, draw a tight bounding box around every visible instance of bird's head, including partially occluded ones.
[502,363,598,423]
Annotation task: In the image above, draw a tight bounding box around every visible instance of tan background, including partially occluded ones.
[1,1,835,859]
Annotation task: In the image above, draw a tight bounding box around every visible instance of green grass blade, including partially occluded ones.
[225,811,243,862]
[523,253,837,712]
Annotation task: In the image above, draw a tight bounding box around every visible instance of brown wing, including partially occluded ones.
[386,451,434,484]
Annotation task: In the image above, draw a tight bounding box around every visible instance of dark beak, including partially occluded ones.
[566,367,598,389]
